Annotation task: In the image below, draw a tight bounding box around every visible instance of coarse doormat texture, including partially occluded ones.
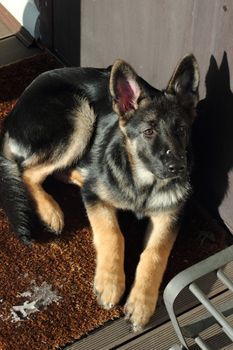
[0,52,229,350]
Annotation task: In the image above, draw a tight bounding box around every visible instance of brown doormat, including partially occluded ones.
[0,52,229,350]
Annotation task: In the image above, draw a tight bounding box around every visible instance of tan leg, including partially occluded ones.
[124,210,178,330]
[86,201,125,309]
[23,164,64,234]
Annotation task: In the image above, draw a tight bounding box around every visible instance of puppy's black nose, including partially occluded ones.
[168,163,185,174]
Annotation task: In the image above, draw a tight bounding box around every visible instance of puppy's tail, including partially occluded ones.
[0,155,35,244]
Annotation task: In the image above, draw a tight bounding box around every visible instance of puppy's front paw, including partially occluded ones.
[124,287,158,331]
[94,268,125,310]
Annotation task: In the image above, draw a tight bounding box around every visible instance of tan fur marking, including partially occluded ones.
[54,169,85,187]
[86,202,125,309]
[68,169,85,187]
[23,165,64,233]
[69,98,96,163]
[38,98,96,170]
[119,118,127,130]
[2,133,13,160]
[125,210,178,330]
[4,98,96,170]
[2,133,43,166]
[126,139,155,186]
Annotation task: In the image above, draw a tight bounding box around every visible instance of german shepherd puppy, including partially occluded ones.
[0,54,199,330]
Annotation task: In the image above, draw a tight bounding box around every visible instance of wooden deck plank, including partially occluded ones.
[116,290,233,350]
[64,262,233,349]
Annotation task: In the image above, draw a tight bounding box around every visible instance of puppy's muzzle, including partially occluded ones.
[165,149,187,178]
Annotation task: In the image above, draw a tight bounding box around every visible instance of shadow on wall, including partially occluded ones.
[192,52,233,228]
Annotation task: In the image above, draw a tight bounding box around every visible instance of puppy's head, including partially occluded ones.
[109,55,200,181]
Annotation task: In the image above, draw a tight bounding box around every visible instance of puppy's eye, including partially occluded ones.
[143,128,155,138]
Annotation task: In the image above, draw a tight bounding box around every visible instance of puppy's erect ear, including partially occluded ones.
[110,60,143,117]
[166,54,200,109]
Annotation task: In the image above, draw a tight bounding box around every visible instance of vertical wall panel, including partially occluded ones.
[53,0,80,66]
[81,0,233,98]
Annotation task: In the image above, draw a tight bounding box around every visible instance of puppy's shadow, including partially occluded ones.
[192,52,233,225]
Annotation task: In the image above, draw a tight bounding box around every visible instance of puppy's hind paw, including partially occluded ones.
[39,202,64,235]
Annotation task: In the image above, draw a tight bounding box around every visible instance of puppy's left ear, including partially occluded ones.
[166,54,200,109]
[110,60,145,118]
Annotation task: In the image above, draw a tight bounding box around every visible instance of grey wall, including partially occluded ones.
[81,0,233,98]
